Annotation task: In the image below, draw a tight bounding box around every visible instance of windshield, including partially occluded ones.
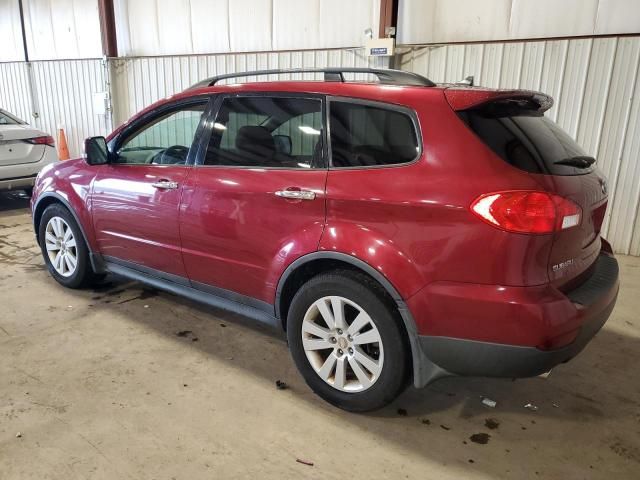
[459,107,594,176]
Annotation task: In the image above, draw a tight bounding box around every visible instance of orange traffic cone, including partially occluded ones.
[57,127,70,160]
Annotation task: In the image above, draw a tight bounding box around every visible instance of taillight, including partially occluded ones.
[470,191,582,234]
[25,135,55,147]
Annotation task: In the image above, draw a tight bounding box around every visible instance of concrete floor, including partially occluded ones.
[0,191,639,480]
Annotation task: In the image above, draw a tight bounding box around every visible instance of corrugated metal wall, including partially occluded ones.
[114,0,380,56]
[1,39,638,256]
[0,59,109,160]
[0,0,381,61]
[31,60,110,157]
[397,0,640,45]
[1,48,385,156]
[110,48,387,125]
[0,61,31,119]
[400,36,640,256]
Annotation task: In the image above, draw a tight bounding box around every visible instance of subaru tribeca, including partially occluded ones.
[31,68,619,411]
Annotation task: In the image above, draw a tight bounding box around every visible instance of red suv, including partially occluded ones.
[31,68,619,411]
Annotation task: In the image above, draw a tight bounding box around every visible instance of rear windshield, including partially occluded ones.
[459,107,594,176]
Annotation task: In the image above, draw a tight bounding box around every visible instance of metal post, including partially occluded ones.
[18,0,40,123]
[378,0,398,39]
[17,0,29,62]
[378,0,399,69]
[102,56,115,133]
[97,0,117,133]
[98,0,118,58]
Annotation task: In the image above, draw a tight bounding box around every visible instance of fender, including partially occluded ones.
[31,158,99,247]
[32,192,105,273]
[275,251,449,388]
[318,221,426,298]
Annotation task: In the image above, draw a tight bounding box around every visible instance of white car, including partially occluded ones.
[0,108,58,195]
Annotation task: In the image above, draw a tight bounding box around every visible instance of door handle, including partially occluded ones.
[151,180,179,190]
[275,189,316,200]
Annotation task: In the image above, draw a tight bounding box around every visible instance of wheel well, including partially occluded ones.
[278,258,415,383]
[32,196,64,243]
[279,259,399,330]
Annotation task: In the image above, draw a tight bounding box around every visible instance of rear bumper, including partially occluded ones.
[0,146,57,191]
[411,252,619,385]
[0,173,37,190]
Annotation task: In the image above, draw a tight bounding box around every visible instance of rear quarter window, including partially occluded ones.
[329,101,420,168]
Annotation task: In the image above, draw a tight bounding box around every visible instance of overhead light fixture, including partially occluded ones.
[298,125,321,135]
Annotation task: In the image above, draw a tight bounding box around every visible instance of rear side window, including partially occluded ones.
[459,107,594,176]
[204,96,323,169]
[329,101,419,168]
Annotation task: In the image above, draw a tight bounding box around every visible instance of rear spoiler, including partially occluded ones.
[444,87,554,113]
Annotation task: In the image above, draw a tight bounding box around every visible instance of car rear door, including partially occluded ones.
[92,97,210,279]
[179,93,327,306]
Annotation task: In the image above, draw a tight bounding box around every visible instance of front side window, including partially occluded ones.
[115,102,207,165]
[204,96,324,168]
[329,101,419,168]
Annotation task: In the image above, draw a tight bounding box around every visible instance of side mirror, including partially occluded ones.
[84,136,110,165]
[273,134,292,156]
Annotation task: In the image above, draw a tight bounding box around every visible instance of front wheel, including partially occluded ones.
[287,270,409,412]
[38,204,100,289]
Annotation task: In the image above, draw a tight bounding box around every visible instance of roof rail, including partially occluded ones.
[187,68,436,90]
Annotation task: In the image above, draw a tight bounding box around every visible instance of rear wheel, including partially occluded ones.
[287,270,408,412]
[38,204,99,289]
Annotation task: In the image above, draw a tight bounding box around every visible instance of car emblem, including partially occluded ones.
[552,258,575,273]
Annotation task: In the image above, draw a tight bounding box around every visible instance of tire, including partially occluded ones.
[38,203,99,289]
[287,269,409,412]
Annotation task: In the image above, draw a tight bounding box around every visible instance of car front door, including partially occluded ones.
[179,94,327,306]
[92,98,210,279]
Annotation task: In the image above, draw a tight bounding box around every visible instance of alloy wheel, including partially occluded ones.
[44,216,78,277]
[301,296,384,392]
